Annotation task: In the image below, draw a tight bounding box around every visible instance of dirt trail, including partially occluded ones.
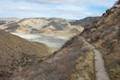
[82,39,110,80]
[94,49,110,80]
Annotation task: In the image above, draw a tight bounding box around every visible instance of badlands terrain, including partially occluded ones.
[0,0,120,80]
[0,18,84,52]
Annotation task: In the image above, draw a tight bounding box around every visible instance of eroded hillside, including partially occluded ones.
[0,18,84,52]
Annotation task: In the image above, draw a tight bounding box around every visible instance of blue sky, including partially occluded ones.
[0,0,116,19]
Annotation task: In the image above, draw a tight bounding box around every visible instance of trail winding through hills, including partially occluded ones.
[0,30,111,80]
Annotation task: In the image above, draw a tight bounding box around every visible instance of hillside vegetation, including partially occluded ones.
[0,30,51,80]
[81,1,120,80]
[0,0,119,80]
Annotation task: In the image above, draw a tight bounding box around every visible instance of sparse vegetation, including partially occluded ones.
[0,0,120,80]
[81,1,120,80]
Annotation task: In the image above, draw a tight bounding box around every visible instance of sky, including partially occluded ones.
[0,0,117,19]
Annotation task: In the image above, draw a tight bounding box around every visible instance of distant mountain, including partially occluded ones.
[0,20,6,25]
[16,18,84,34]
[0,22,20,31]
[70,17,100,29]
[0,17,20,29]
[1,18,83,34]
[0,17,19,22]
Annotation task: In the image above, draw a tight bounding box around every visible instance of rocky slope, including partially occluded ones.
[81,1,120,80]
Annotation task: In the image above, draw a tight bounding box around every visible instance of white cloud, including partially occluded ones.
[0,0,117,19]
